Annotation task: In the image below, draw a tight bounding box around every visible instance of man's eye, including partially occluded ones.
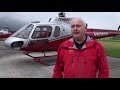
[71,25,74,28]
[76,25,81,27]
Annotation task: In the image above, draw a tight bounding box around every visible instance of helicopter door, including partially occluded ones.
[53,26,61,38]
[51,26,61,50]
[28,26,52,48]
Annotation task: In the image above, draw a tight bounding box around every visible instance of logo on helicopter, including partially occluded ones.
[94,32,108,37]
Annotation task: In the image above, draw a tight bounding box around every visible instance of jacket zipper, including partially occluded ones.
[78,52,80,78]
[82,56,86,78]
[71,56,74,78]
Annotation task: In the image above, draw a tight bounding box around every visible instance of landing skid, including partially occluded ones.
[24,52,56,66]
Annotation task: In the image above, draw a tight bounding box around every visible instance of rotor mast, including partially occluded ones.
[58,12,66,17]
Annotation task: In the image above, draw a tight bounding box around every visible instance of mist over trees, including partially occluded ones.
[0,16,27,31]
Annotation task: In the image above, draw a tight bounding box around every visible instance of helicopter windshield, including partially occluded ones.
[32,26,52,39]
[14,24,34,39]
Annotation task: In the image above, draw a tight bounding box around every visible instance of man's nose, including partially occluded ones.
[74,26,78,30]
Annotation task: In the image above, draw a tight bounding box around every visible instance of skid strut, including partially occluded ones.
[24,52,56,66]
[34,58,47,65]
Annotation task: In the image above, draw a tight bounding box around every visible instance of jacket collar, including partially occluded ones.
[68,35,96,50]
[69,35,91,42]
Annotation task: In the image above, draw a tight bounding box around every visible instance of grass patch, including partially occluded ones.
[98,37,120,58]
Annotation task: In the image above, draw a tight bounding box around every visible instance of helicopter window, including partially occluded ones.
[3,29,8,31]
[17,24,34,39]
[32,26,52,39]
[53,26,60,37]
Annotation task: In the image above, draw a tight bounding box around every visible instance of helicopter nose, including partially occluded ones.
[4,37,13,48]
[4,37,24,49]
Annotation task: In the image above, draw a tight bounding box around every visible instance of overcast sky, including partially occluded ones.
[0,12,120,30]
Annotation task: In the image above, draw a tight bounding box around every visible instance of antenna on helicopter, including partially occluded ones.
[58,12,66,17]
[118,25,120,31]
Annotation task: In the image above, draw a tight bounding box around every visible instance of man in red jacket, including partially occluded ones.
[53,17,110,78]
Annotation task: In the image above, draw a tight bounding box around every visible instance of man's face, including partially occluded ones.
[71,19,86,39]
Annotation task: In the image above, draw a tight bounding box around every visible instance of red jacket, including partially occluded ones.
[53,36,110,78]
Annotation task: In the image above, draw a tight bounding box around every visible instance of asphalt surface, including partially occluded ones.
[0,41,120,78]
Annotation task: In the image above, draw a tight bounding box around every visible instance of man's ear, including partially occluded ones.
[86,23,88,29]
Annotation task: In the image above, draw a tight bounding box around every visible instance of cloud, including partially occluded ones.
[0,12,120,30]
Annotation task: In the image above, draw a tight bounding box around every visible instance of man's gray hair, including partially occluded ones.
[71,17,87,27]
